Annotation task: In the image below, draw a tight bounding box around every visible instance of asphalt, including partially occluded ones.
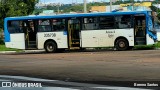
[1,49,160,90]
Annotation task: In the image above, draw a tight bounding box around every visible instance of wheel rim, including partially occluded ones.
[47,43,54,51]
[119,41,125,48]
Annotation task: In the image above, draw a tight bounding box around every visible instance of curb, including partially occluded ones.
[0,50,45,54]
[0,51,17,54]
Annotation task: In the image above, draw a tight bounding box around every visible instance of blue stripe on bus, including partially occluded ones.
[4,18,10,42]
[5,11,148,21]
[146,14,157,41]
[63,31,67,35]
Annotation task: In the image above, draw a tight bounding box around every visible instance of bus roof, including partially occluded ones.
[5,11,149,21]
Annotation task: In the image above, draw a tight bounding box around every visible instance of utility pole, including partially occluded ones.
[84,0,87,13]
[57,5,60,14]
[110,0,112,12]
[132,0,134,11]
[57,3,61,14]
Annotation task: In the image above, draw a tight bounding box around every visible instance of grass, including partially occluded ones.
[134,42,160,50]
[134,45,155,50]
[0,45,21,52]
[155,41,160,48]
[0,42,160,52]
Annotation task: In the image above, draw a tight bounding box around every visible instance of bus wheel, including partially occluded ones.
[115,39,128,51]
[45,41,57,53]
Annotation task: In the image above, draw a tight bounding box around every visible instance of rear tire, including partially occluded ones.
[115,39,129,51]
[44,41,57,53]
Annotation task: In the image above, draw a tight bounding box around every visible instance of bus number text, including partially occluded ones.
[44,33,56,37]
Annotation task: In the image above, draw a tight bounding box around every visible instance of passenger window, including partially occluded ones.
[115,15,132,29]
[7,21,24,33]
[52,19,66,31]
[82,17,99,30]
[99,16,115,29]
[38,19,51,32]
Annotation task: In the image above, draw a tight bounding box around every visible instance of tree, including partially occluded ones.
[0,0,38,28]
[150,5,160,25]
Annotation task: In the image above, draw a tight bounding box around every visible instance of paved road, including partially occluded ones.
[0,50,160,87]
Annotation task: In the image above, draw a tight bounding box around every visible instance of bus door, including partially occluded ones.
[134,15,146,45]
[24,20,37,49]
[68,18,80,49]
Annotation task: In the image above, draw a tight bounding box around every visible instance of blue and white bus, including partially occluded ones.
[4,11,157,52]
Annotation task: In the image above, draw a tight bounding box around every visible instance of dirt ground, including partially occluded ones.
[0,49,160,82]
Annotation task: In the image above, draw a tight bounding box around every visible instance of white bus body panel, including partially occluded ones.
[37,32,68,49]
[81,29,134,48]
[5,33,25,49]
[157,32,160,41]
[146,34,155,45]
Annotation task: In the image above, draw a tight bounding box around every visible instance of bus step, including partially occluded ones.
[26,48,37,50]
[28,44,37,48]
[135,37,145,41]
[71,43,80,47]
[69,47,80,50]
[136,41,146,45]
[29,41,36,45]
[72,39,80,42]
[71,42,80,44]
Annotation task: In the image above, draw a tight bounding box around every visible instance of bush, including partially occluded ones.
[134,45,155,50]
[155,42,160,48]
[0,38,4,45]
[0,29,4,45]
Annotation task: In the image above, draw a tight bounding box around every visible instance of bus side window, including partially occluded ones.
[38,19,51,32]
[115,15,132,29]
[52,19,66,31]
[7,21,24,33]
[82,17,99,30]
[99,16,115,29]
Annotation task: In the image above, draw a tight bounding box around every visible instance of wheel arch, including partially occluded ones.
[44,39,58,49]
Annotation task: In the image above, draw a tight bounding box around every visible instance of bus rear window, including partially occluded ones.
[7,21,24,33]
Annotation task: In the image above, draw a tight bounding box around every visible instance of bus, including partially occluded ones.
[4,11,157,53]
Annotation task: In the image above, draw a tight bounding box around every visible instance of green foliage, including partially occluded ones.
[0,29,4,45]
[150,6,159,12]
[0,39,4,45]
[150,5,160,24]
[134,45,155,50]
[155,42,160,48]
[33,8,43,15]
[0,45,21,51]
[134,42,160,50]
[0,0,38,28]
[63,5,83,13]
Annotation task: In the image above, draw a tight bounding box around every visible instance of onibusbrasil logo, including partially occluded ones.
[1,82,42,88]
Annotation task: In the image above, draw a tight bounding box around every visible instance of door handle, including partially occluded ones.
[93,37,96,38]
